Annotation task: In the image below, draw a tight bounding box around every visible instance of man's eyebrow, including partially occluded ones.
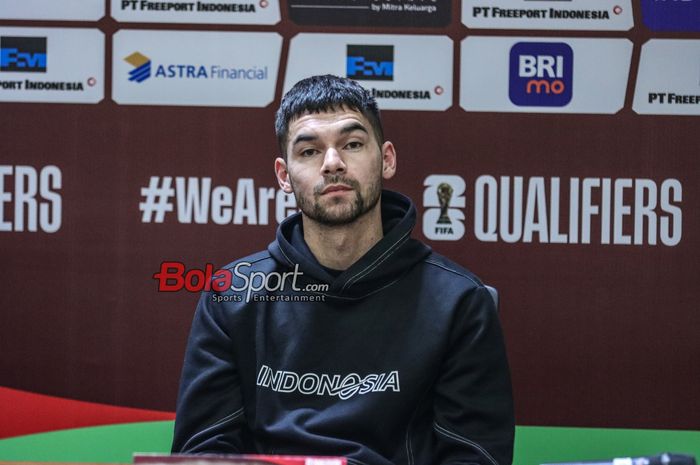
[291,122,369,147]
[340,122,369,136]
[291,133,317,147]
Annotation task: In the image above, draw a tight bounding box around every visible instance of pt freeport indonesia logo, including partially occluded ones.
[152,261,328,302]
[0,33,95,94]
[344,43,432,100]
[119,1,258,13]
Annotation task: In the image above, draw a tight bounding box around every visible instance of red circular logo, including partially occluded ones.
[613,5,622,15]
[434,86,444,96]
[260,0,268,7]
[87,77,97,87]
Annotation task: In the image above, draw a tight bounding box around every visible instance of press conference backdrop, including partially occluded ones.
[0,0,699,463]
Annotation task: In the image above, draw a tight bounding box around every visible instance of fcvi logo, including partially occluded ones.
[0,36,47,72]
[346,45,394,81]
[509,42,573,107]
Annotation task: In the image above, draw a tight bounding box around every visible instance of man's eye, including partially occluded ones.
[346,141,363,150]
[300,148,317,157]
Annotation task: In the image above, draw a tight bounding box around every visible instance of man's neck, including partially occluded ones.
[302,203,384,271]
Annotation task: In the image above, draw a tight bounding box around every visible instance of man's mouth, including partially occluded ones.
[321,184,353,195]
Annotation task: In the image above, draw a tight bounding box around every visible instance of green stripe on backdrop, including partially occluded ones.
[514,426,700,465]
[0,422,698,464]
[0,421,173,463]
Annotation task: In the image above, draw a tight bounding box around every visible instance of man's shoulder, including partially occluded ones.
[419,251,500,315]
[420,250,486,291]
[218,249,277,272]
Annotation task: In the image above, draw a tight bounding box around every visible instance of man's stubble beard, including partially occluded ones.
[290,172,383,227]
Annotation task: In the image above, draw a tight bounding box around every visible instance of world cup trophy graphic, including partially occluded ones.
[437,182,453,224]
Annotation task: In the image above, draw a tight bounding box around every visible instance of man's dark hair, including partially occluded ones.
[275,75,384,158]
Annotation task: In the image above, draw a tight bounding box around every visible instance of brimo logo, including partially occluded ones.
[509,41,573,107]
[152,261,329,302]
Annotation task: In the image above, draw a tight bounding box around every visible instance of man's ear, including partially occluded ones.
[381,141,397,180]
[275,157,294,193]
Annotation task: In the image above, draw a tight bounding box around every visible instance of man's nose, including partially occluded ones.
[321,148,346,175]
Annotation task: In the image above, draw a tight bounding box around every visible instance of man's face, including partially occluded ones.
[275,107,396,226]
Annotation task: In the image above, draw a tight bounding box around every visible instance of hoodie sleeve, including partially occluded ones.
[432,285,515,465]
[171,292,249,453]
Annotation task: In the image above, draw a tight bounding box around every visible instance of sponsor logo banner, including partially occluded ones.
[0,0,104,21]
[113,30,282,107]
[287,0,450,27]
[508,41,573,107]
[112,0,280,25]
[347,45,394,81]
[460,36,632,114]
[462,0,633,30]
[640,0,700,32]
[0,27,104,104]
[1,37,47,73]
[422,174,683,246]
[285,34,452,111]
[633,40,700,115]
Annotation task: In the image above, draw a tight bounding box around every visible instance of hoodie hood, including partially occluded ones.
[268,190,431,299]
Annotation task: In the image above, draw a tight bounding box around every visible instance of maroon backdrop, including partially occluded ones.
[1,0,699,436]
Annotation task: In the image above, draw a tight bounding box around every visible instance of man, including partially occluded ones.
[172,75,515,465]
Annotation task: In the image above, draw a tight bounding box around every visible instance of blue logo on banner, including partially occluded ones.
[346,45,394,81]
[509,42,573,107]
[640,0,700,32]
[124,52,151,83]
[0,36,47,72]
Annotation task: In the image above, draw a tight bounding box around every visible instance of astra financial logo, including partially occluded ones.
[124,51,151,83]
[123,50,269,83]
[346,45,394,81]
[509,42,573,107]
[0,36,47,72]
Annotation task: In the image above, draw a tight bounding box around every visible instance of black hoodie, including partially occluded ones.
[172,190,515,465]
